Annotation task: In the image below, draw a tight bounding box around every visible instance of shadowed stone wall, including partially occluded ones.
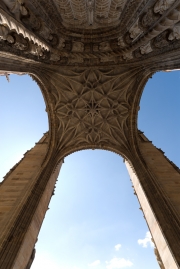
[0,134,62,269]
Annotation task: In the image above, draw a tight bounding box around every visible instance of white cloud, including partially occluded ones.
[115,244,121,251]
[106,258,133,269]
[88,260,101,267]
[31,253,81,269]
[31,253,60,269]
[137,231,154,248]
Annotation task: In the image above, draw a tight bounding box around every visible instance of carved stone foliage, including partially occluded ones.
[0,7,66,62]
[49,68,136,155]
[0,23,47,58]
[0,8,49,51]
[154,0,176,15]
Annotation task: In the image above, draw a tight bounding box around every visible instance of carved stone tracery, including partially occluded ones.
[54,0,127,29]
[1,0,180,65]
[47,67,138,155]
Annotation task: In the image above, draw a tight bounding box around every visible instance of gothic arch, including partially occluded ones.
[0,0,180,268]
[0,58,180,269]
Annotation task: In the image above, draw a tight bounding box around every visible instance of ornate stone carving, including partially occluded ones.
[87,0,94,25]
[71,42,84,53]
[71,0,87,24]
[1,0,180,66]
[108,0,126,21]
[95,0,110,20]
[2,0,180,66]
[141,9,159,28]
[2,0,28,21]
[0,23,48,59]
[117,36,126,48]
[54,0,128,29]
[154,0,176,15]
[85,100,100,117]
[1,2,180,269]
[12,33,28,50]
[0,8,49,51]
[168,22,180,40]
[25,41,43,57]
[95,0,126,25]
[54,0,74,24]
[140,42,153,54]
[51,68,131,152]
[0,25,14,43]
[129,19,142,39]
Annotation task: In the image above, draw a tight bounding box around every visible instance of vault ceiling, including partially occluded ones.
[1,0,180,157]
[53,0,127,29]
[1,0,180,67]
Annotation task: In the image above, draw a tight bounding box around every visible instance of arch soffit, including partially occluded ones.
[0,53,180,168]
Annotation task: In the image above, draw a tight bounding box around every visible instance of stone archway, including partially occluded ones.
[0,1,180,268]
[0,57,179,269]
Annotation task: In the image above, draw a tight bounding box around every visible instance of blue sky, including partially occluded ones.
[0,71,179,269]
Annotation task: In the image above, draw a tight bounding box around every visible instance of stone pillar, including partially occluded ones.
[125,132,180,269]
[0,133,62,269]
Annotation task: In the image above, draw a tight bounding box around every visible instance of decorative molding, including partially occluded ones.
[0,7,49,51]
[1,0,28,21]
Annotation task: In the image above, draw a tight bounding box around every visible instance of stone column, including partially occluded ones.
[0,133,62,269]
[125,132,180,269]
